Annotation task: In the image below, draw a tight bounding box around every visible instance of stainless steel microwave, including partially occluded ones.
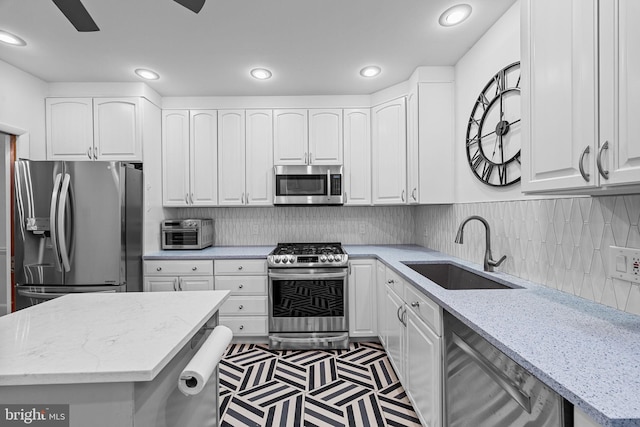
[273,165,344,205]
[161,219,214,250]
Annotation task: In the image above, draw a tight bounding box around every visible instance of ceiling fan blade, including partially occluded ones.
[52,0,99,32]
[174,0,206,14]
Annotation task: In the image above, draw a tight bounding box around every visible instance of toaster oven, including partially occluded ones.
[161,219,214,250]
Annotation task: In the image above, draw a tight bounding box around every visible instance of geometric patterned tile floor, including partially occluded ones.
[219,342,423,427]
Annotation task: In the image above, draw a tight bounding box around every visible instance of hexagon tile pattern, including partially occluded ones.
[414,195,640,317]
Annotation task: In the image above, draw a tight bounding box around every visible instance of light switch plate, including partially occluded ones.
[609,245,640,283]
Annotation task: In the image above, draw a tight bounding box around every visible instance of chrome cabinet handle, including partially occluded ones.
[173,278,178,291]
[156,267,162,271]
[401,190,405,202]
[87,147,92,159]
[309,152,313,164]
[245,193,249,205]
[238,305,244,310]
[93,148,98,160]
[411,301,420,308]
[178,278,183,291]
[192,266,197,271]
[387,279,394,284]
[239,325,244,330]
[238,284,244,289]
[238,266,243,270]
[411,188,417,201]
[190,193,194,204]
[185,193,189,204]
[396,305,403,323]
[579,146,590,182]
[241,192,245,204]
[596,141,609,179]
[304,152,308,164]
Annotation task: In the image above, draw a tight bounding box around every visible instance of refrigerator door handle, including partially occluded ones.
[50,173,63,272]
[57,173,72,272]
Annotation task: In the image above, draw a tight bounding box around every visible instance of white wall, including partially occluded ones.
[0,59,48,160]
[454,1,524,203]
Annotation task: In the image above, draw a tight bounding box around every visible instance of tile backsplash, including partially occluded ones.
[414,196,640,316]
[170,195,640,316]
[170,206,415,246]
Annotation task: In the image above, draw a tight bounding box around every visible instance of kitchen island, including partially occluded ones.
[0,291,230,427]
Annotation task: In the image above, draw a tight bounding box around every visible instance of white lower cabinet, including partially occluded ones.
[143,260,214,292]
[380,265,443,427]
[214,259,268,337]
[348,259,377,337]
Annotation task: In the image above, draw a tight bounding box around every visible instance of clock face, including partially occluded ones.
[466,61,521,187]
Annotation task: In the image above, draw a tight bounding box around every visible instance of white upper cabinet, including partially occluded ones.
[522,0,640,193]
[218,110,246,206]
[245,110,274,206]
[308,109,343,165]
[46,97,141,161]
[343,109,371,205]
[372,98,407,205]
[599,0,640,186]
[273,109,308,165]
[162,110,217,207]
[406,88,419,204]
[273,109,343,165]
[93,98,142,161]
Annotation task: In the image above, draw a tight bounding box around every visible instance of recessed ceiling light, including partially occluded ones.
[439,4,472,27]
[0,30,27,46]
[360,66,381,78]
[134,68,160,80]
[250,68,272,80]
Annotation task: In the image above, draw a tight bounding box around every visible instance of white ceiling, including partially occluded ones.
[0,0,517,97]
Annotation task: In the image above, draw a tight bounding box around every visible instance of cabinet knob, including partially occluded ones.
[387,279,394,284]
[156,267,162,271]
[411,301,420,308]
[238,266,243,270]
[192,266,197,271]
[238,284,244,289]
[239,325,244,330]
[238,305,244,310]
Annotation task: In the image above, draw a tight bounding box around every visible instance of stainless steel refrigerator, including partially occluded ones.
[14,160,143,310]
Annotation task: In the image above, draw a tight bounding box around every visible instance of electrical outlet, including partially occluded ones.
[424,227,429,237]
[251,224,260,235]
[609,245,640,283]
[359,223,366,234]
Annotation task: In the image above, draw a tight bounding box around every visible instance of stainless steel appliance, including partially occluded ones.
[268,242,349,350]
[444,311,572,427]
[161,219,214,250]
[273,165,344,205]
[14,160,143,310]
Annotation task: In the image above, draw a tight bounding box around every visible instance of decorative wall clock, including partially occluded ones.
[466,61,521,187]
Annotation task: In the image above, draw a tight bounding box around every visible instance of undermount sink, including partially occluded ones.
[403,262,521,290]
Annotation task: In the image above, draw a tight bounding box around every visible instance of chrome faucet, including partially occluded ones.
[454,215,507,272]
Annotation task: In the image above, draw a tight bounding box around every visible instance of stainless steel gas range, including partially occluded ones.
[267,242,349,350]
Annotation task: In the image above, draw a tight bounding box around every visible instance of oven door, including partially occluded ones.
[268,268,348,333]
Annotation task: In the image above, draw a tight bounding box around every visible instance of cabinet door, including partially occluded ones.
[376,261,387,345]
[273,109,308,165]
[93,98,141,161]
[46,98,94,160]
[144,276,178,292]
[309,109,343,165]
[245,110,274,206]
[190,110,218,206]
[348,260,377,337]
[218,110,246,206]
[344,109,371,205]
[600,0,640,186]
[419,82,455,204]
[372,98,407,204]
[521,0,598,192]
[406,309,441,427]
[406,87,419,204]
[162,110,190,206]
[179,276,214,291]
[385,286,405,382]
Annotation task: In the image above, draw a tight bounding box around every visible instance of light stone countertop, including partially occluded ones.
[143,244,640,427]
[0,291,229,386]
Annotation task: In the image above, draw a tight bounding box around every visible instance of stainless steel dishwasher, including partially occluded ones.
[444,312,572,427]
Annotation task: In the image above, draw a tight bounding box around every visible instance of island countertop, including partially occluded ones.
[0,291,230,386]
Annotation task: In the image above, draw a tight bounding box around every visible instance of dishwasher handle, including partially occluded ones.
[451,332,532,413]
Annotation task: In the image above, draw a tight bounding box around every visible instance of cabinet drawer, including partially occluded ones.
[385,268,405,296]
[215,259,267,275]
[405,284,441,336]
[220,296,268,316]
[215,276,267,295]
[220,316,268,336]
[144,260,213,276]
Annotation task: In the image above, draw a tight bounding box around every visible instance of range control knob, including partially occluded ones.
[334,255,341,263]
[273,256,281,263]
[287,255,295,264]
[328,255,335,262]
[320,255,328,262]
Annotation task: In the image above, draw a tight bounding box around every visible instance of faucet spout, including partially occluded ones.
[454,215,506,272]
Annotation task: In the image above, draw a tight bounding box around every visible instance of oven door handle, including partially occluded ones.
[270,334,348,344]
[268,271,347,281]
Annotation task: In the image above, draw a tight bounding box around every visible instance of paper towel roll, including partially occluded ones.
[178,325,232,396]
